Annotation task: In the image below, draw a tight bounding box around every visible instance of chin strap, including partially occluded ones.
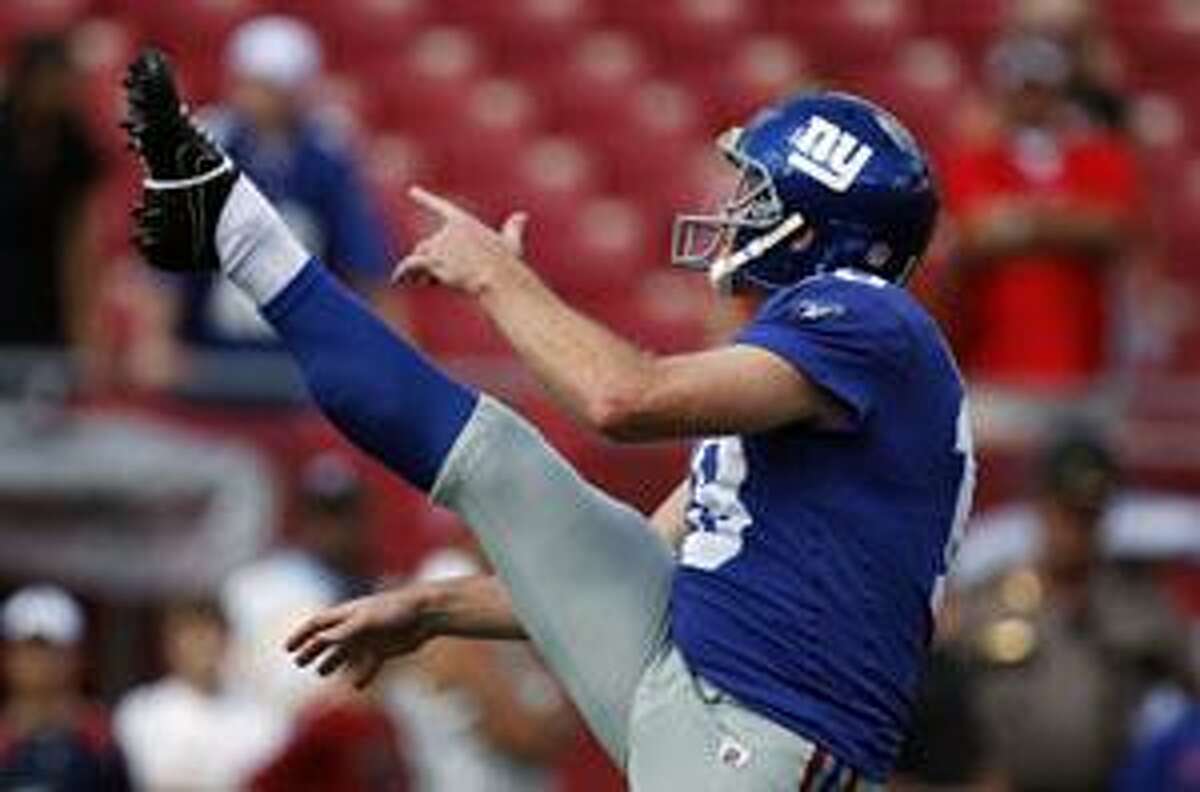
[709,213,806,291]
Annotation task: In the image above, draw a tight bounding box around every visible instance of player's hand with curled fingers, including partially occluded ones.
[284,586,436,689]
[394,185,532,297]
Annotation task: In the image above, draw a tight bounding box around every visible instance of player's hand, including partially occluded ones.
[394,185,530,296]
[284,587,435,689]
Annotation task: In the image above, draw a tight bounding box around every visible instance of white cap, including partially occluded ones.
[2,585,84,645]
[226,15,323,91]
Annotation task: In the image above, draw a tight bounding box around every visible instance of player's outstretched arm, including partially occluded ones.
[284,574,526,688]
[399,187,847,440]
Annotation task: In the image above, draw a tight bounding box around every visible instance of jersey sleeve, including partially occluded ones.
[734,278,910,427]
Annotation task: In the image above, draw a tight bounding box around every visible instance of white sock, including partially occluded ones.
[216,176,309,305]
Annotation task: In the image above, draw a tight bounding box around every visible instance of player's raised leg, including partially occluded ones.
[122,49,672,762]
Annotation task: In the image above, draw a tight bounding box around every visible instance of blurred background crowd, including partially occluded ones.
[0,0,1198,789]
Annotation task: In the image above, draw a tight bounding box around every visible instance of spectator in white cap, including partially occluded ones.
[0,584,131,790]
[224,14,322,141]
[151,14,396,394]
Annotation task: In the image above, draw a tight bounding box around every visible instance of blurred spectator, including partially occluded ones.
[389,543,574,792]
[892,635,988,789]
[0,35,102,352]
[179,15,392,349]
[952,431,1197,791]
[1008,0,1128,130]
[114,597,282,790]
[943,34,1141,448]
[0,585,130,791]
[250,684,411,792]
[222,451,375,716]
[139,16,396,399]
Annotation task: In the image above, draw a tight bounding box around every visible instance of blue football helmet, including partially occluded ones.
[672,91,939,292]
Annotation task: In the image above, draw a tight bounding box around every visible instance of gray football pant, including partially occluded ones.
[431,396,879,791]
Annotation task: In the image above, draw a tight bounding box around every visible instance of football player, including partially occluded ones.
[123,49,974,791]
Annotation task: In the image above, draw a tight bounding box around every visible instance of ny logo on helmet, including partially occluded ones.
[787,116,874,193]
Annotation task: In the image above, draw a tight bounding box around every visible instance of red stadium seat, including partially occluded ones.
[673,143,738,207]
[433,78,543,196]
[511,390,687,511]
[857,39,968,157]
[614,0,761,67]
[1162,156,1200,267]
[288,0,429,72]
[379,26,488,134]
[570,436,689,511]
[584,269,712,355]
[124,0,270,102]
[1175,86,1200,132]
[1131,93,1194,185]
[611,140,728,228]
[918,0,1007,61]
[535,196,655,297]
[594,80,705,198]
[691,35,815,129]
[511,390,587,452]
[506,135,600,222]
[73,18,140,157]
[773,0,918,78]
[364,474,444,576]
[1107,0,1200,32]
[547,30,652,133]
[409,288,512,359]
[472,0,601,76]
[1113,19,1200,87]
[362,133,444,239]
[0,0,91,55]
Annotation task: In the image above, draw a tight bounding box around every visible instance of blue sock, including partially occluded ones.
[262,259,479,491]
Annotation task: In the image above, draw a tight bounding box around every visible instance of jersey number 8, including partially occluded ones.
[681,436,753,571]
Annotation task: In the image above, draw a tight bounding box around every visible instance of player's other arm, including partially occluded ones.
[285,480,691,685]
[400,188,847,441]
[284,575,524,687]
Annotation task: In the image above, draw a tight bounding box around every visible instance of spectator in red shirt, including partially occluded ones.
[943,35,1141,447]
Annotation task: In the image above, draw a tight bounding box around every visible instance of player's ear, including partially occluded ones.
[501,211,529,257]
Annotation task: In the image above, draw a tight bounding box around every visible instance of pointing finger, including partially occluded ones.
[408,185,470,223]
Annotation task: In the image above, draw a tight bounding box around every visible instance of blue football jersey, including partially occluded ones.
[670,269,975,781]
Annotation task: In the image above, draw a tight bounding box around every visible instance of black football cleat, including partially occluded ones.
[122,48,237,272]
